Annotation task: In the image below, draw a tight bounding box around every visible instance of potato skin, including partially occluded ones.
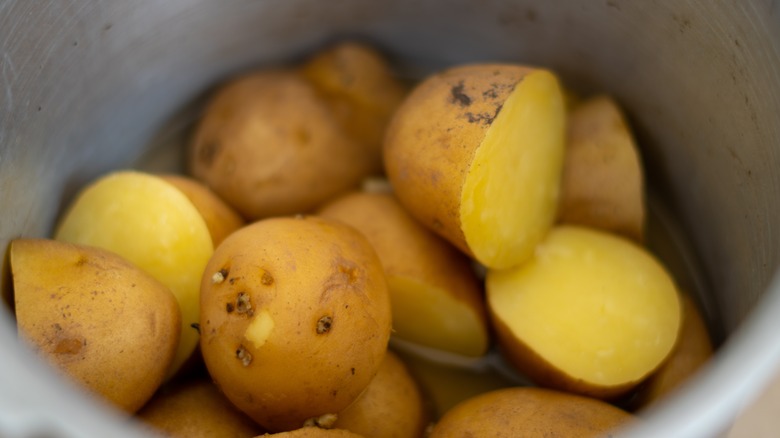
[428,387,634,438]
[333,350,428,438]
[301,41,408,172]
[189,70,374,220]
[383,64,535,257]
[11,239,180,413]
[200,216,392,432]
[259,428,365,437]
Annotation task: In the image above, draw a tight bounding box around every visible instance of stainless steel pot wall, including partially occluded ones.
[1,1,779,436]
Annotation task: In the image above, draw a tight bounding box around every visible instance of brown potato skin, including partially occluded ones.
[383,64,535,257]
[160,174,244,248]
[558,95,645,242]
[137,379,264,437]
[189,70,374,220]
[428,387,635,438]
[258,428,365,437]
[301,41,408,172]
[631,294,713,409]
[318,191,487,353]
[11,239,180,413]
[333,350,428,438]
[200,216,392,432]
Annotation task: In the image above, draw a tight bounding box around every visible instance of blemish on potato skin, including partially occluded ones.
[236,292,254,316]
[212,268,228,284]
[54,338,83,355]
[317,315,333,334]
[261,271,274,286]
[450,81,472,107]
[226,302,235,313]
[236,345,252,366]
[199,140,221,166]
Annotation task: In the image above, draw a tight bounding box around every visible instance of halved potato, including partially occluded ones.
[487,226,681,399]
[384,64,566,269]
[558,95,645,242]
[318,192,488,357]
[54,170,213,378]
[11,239,180,413]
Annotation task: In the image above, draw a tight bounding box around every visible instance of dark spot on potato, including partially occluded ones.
[317,315,333,334]
[261,271,274,286]
[75,255,88,267]
[236,292,253,316]
[226,302,235,313]
[465,103,503,126]
[190,323,200,333]
[236,345,252,366]
[450,81,472,107]
[351,367,355,375]
[199,140,221,166]
[54,338,83,355]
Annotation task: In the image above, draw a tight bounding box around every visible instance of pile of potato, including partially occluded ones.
[9,41,713,437]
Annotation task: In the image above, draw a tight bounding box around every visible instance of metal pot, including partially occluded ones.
[1,1,779,436]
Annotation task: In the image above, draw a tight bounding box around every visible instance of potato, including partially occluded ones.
[199,216,392,432]
[558,95,645,242]
[54,171,214,378]
[301,41,408,172]
[160,174,245,247]
[487,226,682,399]
[136,379,264,437]
[188,69,376,220]
[384,64,566,269]
[11,239,180,413]
[332,350,428,438]
[318,192,488,357]
[258,428,365,438]
[632,293,713,409]
[428,387,635,437]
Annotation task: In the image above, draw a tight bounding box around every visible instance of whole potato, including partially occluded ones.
[189,70,377,220]
[11,239,180,413]
[332,350,429,438]
[428,387,634,437]
[384,63,566,269]
[136,379,264,437]
[200,216,392,432]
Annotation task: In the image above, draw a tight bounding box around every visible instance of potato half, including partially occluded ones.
[558,95,645,242]
[318,192,488,357]
[54,170,214,378]
[428,387,634,438]
[11,239,180,413]
[199,216,392,432]
[487,226,682,399]
[136,379,264,437]
[384,64,566,269]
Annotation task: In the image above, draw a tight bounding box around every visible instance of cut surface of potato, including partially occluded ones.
[384,64,565,270]
[487,226,681,399]
[54,170,213,378]
[11,239,180,413]
[559,95,645,242]
[318,192,488,357]
[428,387,634,438]
[460,69,566,269]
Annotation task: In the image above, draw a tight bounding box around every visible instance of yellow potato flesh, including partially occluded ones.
[487,226,680,388]
[460,70,566,269]
[388,276,487,357]
[54,171,213,378]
